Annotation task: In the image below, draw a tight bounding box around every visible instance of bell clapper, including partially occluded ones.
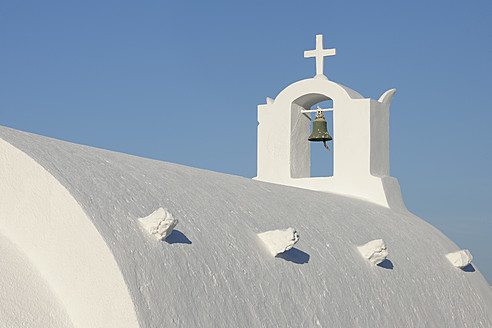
[323,140,331,152]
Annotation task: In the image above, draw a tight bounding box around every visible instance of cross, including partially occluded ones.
[304,34,336,76]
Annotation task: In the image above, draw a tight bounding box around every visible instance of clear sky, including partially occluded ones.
[1,1,491,284]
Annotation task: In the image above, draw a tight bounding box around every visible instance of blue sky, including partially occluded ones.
[1,1,491,283]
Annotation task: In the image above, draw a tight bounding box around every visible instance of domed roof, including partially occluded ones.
[1,125,491,327]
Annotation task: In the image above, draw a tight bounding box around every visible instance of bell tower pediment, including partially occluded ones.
[254,35,406,211]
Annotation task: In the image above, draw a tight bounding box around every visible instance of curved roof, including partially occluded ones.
[1,125,491,327]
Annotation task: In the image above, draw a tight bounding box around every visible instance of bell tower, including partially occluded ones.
[254,35,406,210]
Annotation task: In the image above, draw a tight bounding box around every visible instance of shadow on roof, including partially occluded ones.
[165,230,192,245]
[276,248,310,264]
[462,264,475,273]
[377,259,394,270]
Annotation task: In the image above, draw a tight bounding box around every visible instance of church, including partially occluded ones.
[0,35,491,327]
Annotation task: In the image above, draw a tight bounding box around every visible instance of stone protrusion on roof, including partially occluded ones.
[257,228,299,257]
[138,207,178,241]
[357,239,388,265]
[446,249,473,269]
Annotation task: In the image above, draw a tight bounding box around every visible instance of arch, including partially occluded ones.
[293,93,332,108]
[274,77,363,106]
[290,93,333,178]
[0,138,139,328]
[271,78,364,179]
[256,77,363,184]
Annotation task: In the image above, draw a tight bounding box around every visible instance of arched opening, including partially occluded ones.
[290,93,334,179]
[309,100,333,177]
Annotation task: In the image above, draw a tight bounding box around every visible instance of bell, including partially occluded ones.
[308,110,332,151]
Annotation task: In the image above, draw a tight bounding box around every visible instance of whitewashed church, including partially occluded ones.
[1,35,491,327]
